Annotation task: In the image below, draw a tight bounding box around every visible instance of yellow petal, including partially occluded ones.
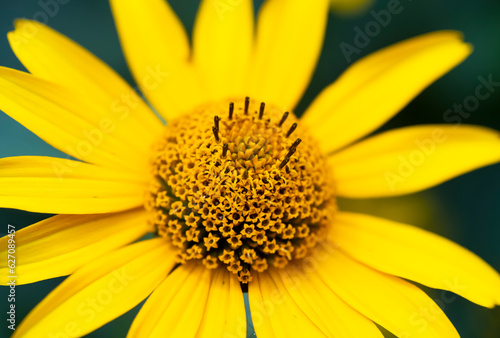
[329,124,500,197]
[302,31,471,153]
[0,66,157,174]
[315,246,459,337]
[329,211,500,308]
[128,262,216,337]
[193,0,254,101]
[0,209,151,285]
[249,0,330,110]
[249,270,324,337]
[109,0,205,120]
[0,156,146,214]
[196,268,246,337]
[268,266,384,337]
[14,238,176,338]
[247,272,276,337]
[7,20,161,132]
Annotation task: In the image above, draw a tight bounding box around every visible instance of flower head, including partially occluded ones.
[0,1,499,337]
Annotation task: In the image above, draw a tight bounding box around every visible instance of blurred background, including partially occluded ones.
[0,0,499,337]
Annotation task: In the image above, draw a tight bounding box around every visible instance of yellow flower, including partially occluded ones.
[0,0,499,337]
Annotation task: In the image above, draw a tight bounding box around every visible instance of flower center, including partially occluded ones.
[145,97,336,283]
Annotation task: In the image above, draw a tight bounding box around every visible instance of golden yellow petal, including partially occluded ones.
[109,0,205,120]
[269,266,384,337]
[249,270,324,337]
[329,211,500,308]
[13,239,176,338]
[315,246,459,337]
[0,156,146,214]
[195,267,246,337]
[128,262,214,337]
[330,125,500,197]
[7,20,161,137]
[0,66,157,173]
[0,209,151,285]
[193,0,254,101]
[249,0,330,110]
[248,272,277,337]
[302,31,471,153]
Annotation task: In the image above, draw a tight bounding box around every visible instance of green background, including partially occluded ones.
[0,0,499,337]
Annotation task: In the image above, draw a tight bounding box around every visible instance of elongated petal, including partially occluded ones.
[0,209,151,285]
[247,273,277,337]
[266,267,384,337]
[128,263,228,337]
[196,267,247,337]
[193,0,254,101]
[304,31,462,127]
[110,0,205,120]
[249,0,330,110]
[329,212,500,308]
[7,20,161,132]
[315,246,459,337]
[249,271,324,337]
[13,239,176,338]
[0,156,146,214]
[0,66,156,173]
[329,125,500,197]
[302,31,471,153]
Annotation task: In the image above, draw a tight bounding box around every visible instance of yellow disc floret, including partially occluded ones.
[145,97,336,283]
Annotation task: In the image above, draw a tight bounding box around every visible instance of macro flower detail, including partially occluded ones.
[0,0,499,337]
[147,98,336,281]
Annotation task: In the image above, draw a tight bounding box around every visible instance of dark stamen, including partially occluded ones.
[291,138,302,149]
[244,97,250,115]
[212,126,220,142]
[286,123,297,138]
[222,143,228,157]
[279,157,290,169]
[259,102,265,119]
[278,112,289,127]
[229,102,234,120]
[285,147,297,159]
[214,116,220,131]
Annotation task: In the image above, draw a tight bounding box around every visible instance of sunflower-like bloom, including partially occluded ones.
[1,1,499,337]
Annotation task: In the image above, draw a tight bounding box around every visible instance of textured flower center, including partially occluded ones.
[145,97,336,283]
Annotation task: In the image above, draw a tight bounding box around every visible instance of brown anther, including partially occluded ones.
[285,147,297,159]
[278,111,289,127]
[222,143,229,158]
[212,126,220,142]
[229,102,234,120]
[244,96,250,115]
[291,138,302,149]
[214,116,220,131]
[279,156,290,169]
[259,102,265,119]
[286,123,297,138]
